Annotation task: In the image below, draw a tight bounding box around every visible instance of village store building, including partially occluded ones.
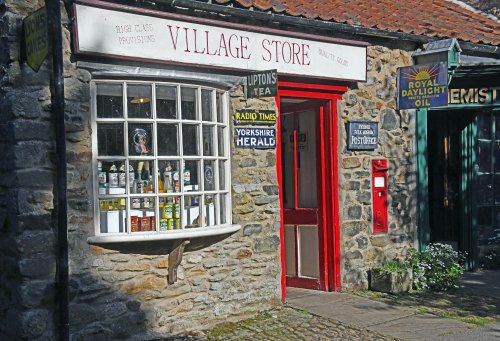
[1,0,499,339]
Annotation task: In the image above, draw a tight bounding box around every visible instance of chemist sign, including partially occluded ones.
[246,69,277,98]
[397,62,448,109]
[347,121,378,150]
[235,127,276,149]
[23,7,48,72]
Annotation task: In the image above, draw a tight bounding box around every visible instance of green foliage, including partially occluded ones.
[372,259,408,273]
[480,246,500,269]
[407,243,465,291]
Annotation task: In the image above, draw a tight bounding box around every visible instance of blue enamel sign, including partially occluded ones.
[235,127,276,149]
[397,62,448,109]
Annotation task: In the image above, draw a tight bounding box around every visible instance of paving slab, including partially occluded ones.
[287,287,477,341]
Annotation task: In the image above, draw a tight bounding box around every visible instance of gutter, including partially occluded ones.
[139,0,500,56]
[47,0,69,340]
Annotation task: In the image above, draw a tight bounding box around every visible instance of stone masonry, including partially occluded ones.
[0,1,58,340]
[338,44,417,290]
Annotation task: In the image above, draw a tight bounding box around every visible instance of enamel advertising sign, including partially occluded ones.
[74,3,367,81]
[397,62,448,109]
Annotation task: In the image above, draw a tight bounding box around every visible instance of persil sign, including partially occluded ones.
[73,2,367,81]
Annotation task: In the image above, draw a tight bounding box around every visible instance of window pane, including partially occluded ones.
[478,141,491,173]
[478,114,492,140]
[182,124,199,155]
[495,175,500,204]
[203,125,215,156]
[201,89,213,121]
[97,123,124,156]
[219,160,226,190]
[219,193,227,224]
[159,160,180,193]
[216,92,224,123]
[204,160,215,191]
[181,87,197,120]
[477,174,493,205]
[205,194,215,226]
[96,83,123,118]
[98,160,127,195]
[496,115,500,140]
[99,198,127,233]
[495,142,500,173]
[156,85,177,119]
[129,160,154,190]
[130,196,156,232]
[184,160,200,192]
[157,123,178,156]
[129,124,154,157]
[218,127,225,157]
[184,196,201,227]
[127,84,152,119]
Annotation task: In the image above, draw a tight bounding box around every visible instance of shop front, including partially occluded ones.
[416,46,500,269]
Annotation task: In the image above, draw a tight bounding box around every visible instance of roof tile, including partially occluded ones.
[213,0,500,46]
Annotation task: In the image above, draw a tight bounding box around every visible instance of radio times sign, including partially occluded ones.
[397,62,448,109]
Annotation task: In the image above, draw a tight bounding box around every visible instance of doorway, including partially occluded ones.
[277,82,345,294]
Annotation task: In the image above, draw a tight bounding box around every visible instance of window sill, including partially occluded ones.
[87,224,241,244]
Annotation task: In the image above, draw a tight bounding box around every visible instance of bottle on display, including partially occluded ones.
[98,161,107,195]
[158,170,165,193]
[183,160,190,185]
[109,163,119,188]
[118,164,126,188]
[128,164,135,191]
[146,175,154,193]
[163,163,173,193]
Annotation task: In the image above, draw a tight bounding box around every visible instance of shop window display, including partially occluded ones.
[92,81,230,235]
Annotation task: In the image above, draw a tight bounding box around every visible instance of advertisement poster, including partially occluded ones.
[397,62,448,109]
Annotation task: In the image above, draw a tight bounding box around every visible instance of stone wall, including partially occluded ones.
[0,1,58,339]
[62,20,282,338]
[338,45,417,290]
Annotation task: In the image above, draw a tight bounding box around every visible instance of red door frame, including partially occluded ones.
[276,81,346,302]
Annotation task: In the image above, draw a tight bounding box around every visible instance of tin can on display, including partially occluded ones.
[173,204,180,218]
[163,204,173,219]
[160,218,168,231]
[141,216,150,231]
[131,216,139,232]
[150,216,156,231]
[173,218,181,230]
[167,219,173,230]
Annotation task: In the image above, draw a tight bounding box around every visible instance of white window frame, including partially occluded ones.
[88,80,239,243]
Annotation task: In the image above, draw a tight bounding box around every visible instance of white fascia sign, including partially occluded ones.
[74,3,367,81]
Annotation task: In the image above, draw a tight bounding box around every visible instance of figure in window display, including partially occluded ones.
[132,128,150,179]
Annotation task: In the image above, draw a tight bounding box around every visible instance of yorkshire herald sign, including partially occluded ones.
[73,3,367,81]
[397,62,448,109]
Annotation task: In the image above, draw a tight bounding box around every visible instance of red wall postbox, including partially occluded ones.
[372,159,388,233]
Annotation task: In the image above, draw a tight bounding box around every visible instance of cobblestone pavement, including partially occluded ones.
[202,306,398,341]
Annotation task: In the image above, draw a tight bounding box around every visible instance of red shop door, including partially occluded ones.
[278,82,344,294]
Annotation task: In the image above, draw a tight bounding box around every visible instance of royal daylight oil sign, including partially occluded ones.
[397,62,448,109]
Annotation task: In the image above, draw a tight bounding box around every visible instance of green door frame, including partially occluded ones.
[416,108,430,250]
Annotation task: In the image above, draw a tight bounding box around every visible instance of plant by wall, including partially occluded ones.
[407,243,465,291]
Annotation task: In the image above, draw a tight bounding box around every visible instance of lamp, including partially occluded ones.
[413,38,461,69]
[130,97,151,104]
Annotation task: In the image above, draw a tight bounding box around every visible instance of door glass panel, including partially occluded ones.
[477,174,493,205]
[478,114,492,139]
[284,225,296,276]
[477,141,491,173]
[297,111,317,208]
[298,225,319,278]
[281,114,295,208]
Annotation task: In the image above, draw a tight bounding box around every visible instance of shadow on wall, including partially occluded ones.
[69,233,236,340]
